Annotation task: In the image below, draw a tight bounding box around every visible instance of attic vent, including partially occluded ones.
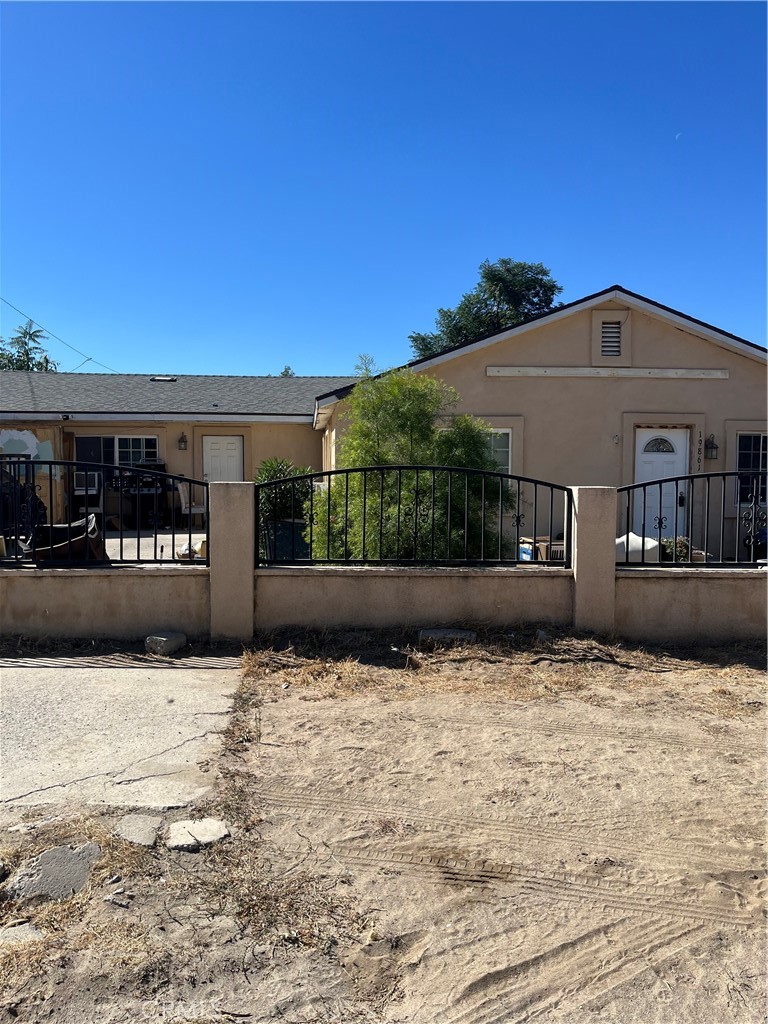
[601,322,622,357]
[149,375,177,382]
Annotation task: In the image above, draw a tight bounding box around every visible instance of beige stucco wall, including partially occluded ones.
[615,568,767,642]
[323,307,765,491]
[254,566,573,631]
[0,567,209,638]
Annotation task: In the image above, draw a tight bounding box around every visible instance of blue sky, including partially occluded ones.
[1,1,765,376]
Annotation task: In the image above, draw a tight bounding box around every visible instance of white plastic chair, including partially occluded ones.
[176,480,206,527]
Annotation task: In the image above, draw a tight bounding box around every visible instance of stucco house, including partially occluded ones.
[0,374,356,484]
[314,284,766,540]
[2,286,765,519]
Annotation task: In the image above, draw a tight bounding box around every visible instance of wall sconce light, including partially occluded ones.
[178,432,188,451]
[704,434,719,460]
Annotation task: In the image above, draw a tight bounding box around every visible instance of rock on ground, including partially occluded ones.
[145,631,187,655]
[4,843,101,903]
[166,818,229,852]
[0,923,45,946]
[114,814,163,847]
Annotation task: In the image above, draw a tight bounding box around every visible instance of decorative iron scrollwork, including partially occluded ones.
[741,496,767,552]
[653,515,667,532]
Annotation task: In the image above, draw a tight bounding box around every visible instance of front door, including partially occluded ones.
[202,436,244,482]
[633,428,689,537]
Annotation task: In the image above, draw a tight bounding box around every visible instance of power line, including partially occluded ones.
[0,296,121,373]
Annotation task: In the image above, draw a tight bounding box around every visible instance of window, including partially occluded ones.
[117,436,158,466]
[75,435,158,467]
[601,321,622,357]
[643,437,675,454]
[737,433,767,504]
[489,431,511,475]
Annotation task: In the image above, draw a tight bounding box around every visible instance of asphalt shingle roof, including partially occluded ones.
[0,372,358,417]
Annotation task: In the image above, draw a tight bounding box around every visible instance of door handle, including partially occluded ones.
[678,491,685,508]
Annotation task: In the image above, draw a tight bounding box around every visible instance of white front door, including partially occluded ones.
[633,428,689,537]
[202,435,244,482]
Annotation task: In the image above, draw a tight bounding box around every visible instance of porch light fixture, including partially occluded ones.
[178,432,188,451]
[704,434,719,460]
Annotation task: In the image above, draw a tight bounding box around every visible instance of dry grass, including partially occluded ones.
[165,828,365,952]
[0,938,50,994]
[241,626,765,710]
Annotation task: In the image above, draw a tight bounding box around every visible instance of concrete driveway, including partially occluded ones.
[0,657,235,821]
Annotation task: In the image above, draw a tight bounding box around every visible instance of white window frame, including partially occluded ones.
[489,429,512,475]
[116,435,159,467]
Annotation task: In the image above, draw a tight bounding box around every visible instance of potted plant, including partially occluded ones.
[255,457,313,560]
[659,535,691,562]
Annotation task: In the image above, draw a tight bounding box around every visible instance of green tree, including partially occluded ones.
[0,320,58,371]
[309,369,512,561]
[354,352,377,377]
[409,259,563,359]
[278,365,296,377]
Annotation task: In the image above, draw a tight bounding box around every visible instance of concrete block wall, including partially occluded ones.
[0,482,764,642]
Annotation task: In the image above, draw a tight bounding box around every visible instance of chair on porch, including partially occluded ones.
[176,481,206,527]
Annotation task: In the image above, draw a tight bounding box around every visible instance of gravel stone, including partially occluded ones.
[166,818,230,852]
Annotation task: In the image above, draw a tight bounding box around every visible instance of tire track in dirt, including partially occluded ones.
[437,917,707,1024]
[288,845,757,930]
[416,715,757,755]
[258,786,759,872]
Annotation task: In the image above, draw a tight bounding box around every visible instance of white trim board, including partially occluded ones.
[486,367,729,379]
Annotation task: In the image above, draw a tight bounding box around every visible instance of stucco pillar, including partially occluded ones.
[571,486,617,635]
[209,482,254,641]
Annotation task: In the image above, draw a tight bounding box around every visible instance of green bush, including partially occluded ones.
[306,466,513,562]
[255,457,313,523]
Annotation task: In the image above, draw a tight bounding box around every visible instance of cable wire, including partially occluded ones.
[0,296,121,373]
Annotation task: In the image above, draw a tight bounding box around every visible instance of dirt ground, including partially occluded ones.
[0,628,765,1024]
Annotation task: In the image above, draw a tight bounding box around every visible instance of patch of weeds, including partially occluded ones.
[198,768,264,831]
[167,832,363,952]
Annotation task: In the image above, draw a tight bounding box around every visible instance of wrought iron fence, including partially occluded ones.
[0,457,209,566]
[617,471,767,567]
[255,465,573,567]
